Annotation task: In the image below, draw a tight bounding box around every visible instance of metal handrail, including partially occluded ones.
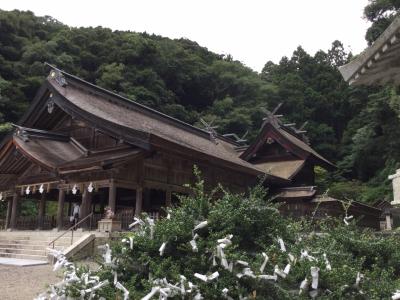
[48,213,94,249]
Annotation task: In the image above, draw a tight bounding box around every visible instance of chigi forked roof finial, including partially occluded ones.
[46,63,68,87]
[200,118,219,144]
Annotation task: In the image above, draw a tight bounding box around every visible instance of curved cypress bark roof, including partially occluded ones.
[13,65,289,185]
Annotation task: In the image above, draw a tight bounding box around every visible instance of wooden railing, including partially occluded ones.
[114,211,160,230]
[48,213,93,249]
[1,210,161,232]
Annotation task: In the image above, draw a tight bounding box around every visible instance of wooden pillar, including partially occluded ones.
[108,180,116,212]
[80,190,92,228]
[386,214,392,230]
[56,189,65,231]
[135,187,143,216]
[166,189,172,207]
[9,192,19,230]
[37,193,46,230]
[67,200,72,217]
[5,197,12,229]
[80,190,88,218]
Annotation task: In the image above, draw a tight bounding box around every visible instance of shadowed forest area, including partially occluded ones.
[1,0,400,207]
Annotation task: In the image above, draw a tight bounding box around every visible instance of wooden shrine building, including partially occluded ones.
[339,14,400,229]
[0,66,381,231]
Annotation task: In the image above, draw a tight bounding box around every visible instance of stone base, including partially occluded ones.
[98,219,121,232]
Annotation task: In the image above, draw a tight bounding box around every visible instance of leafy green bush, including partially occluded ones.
[39,170,400,299]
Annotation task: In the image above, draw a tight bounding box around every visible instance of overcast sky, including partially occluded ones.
[1,0,370,72]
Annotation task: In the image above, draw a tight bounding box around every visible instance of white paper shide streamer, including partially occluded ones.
[310,266,320,289]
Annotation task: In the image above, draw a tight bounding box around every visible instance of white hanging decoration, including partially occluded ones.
[344,215,354,225]
[25,186,31,195]
[283,263,291,275]
[236,260,248,267]
[260,252,269,273]
[217,234,233,246]
[0,192,3,201]
[310,266,320,289]
[242,268,256,278]
[98,244,112,265]
[274,265,287,278]
[194,271,219,282]
[392,290,400,300]
[159,242,167,256]
[323,253,332,271]
[190,233,199,252]
[115,281,129,300]
[146,217,155,239]
[222,288,234,300]
[87,182,94,193]
[72,184,78,195]
[129,217,145,229]
[129,237,133,250]
[354,272,364,289]
[113,271,118,285]
[258,274,277,281]
[193,220,208,231]
[299,277,309,295]
[300,250,317,262]
[141,286,160,300]
[277,237,286,252]
[39,184,44,194]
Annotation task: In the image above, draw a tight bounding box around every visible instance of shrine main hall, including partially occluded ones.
[0,65,380,231]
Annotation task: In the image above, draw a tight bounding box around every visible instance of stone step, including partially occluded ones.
[0,247,49,256]
[0,232,88,238]
[0,252,48,261]
[0,238,74,246]
[0,243,64,251]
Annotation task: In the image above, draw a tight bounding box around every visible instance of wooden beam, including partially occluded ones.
[113,179,139,190]
[143,179,190,194]
[108,180,116,212]
[9,192,19,230]
[37,193,46,230]
[5,197,12,229]
[56,189,65,231]
[166,189,172,207]
[135,187,143,216]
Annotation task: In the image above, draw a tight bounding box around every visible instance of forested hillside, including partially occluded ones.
[0,3,399,203]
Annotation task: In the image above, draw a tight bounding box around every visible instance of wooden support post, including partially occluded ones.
[135,187,143,216]
[38,193,46,230]
[9,192,19,230]
[67,200,72,217]
[108,180,116,212]
[80,190,92,228]
[57,189,65,231]
[5,197,12,229]
[166,189,172,207]
[386,214,392,230]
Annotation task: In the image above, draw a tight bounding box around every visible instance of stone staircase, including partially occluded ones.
[0,230,88,261]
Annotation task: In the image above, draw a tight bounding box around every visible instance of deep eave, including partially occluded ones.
[339,15,400,86]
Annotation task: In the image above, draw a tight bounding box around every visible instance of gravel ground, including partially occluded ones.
[0,264,60,300]
[0,260,100,300]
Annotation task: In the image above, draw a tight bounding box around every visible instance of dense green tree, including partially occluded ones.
[0,7,400,204]
[364,0,400,44]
